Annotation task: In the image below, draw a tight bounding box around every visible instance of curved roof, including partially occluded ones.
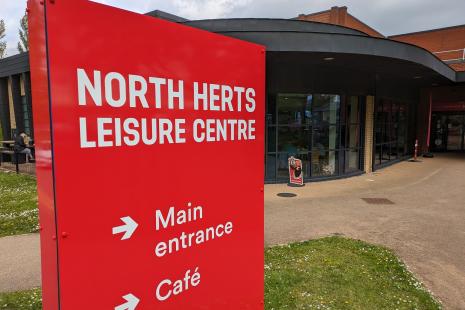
[184,18,368,36]
[0,52,29,78]
[183,19,457,82]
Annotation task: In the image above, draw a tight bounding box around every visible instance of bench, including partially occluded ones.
[0,149,26,166]
[0,147,13,164]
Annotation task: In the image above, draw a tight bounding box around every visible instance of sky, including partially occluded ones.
[1,0,465,57]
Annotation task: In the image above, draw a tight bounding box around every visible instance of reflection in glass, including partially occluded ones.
[313,125,339,149]
[277,94,308,125]
[375,126,382,145]
[447,115,464,151]
[266,93,365,181]
[277,127,309,153]
[374,99,409,168]
[312,149,338,177]
[345,149,360,171]
[312,94,340,124]
[381,145,390,163]
[430,114,447,152]
[347,96,359,123]
[266,154,276,179]
[267,126,277,153]
[348,125,359,148]
[266,95,277,125]
[375,144,382,166]
[390,142,398,159]
[312,94,340,153]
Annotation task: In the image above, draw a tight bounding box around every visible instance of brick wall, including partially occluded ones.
[344,16,383,38]
[390,25,465,72]
[297,7,465,71]
[450,63,465,71]
[297,6,384,38]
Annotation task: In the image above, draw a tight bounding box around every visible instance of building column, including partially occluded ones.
[23,72,34,138]
[7,77,17,135]
[364,96,375,173]
[0,77,11,140]
[10,75,25,135]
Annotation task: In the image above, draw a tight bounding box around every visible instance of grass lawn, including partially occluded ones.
[0,171,38,237]
[0,288,41,309]
[0,237,441,309]
[265,236,441,309]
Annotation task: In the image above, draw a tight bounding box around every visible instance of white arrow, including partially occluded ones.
[115,294,139,310]
[112,216,138,240]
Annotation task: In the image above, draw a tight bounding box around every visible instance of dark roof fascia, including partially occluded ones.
[145,10,188,22]
[183,18,369,36]
[184,19,457,82]
[0,52,30,78]
[457,71,465,83]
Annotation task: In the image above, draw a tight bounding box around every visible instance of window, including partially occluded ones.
[311,94,340,177]
[344,96,362,172]
[265,93,362,182]
[21,96,31,137]
[374,99,409,167]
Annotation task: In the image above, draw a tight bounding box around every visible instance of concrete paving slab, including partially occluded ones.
[0,233,41,293]
[265,153,465,309]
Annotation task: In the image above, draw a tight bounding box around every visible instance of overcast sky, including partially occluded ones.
[2,0,465,57]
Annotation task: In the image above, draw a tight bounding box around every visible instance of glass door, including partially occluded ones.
[431,113,447,151]
[446,115,465,151]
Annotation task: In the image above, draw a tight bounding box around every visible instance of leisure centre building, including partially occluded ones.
[1,6,464,182]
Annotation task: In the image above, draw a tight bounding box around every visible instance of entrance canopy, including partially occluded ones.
[184,19,458,86]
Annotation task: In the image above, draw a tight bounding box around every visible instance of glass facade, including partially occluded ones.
[21,96,32,137]
[20,74,33,138]
[431,113,465,152]
[265,93,364,182]
[373,99,409,168]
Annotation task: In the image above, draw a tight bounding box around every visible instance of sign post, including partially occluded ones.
[28,0,265,309]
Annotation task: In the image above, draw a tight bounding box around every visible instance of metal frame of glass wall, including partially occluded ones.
[373,98,409,168]
[265,93,365,183]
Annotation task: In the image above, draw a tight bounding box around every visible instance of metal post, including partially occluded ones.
[414,139,418,161]
[15,152,19,174]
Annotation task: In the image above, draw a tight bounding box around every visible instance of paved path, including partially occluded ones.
[1,154,464,309]
[265,153,465,310]
[0,233,41,292]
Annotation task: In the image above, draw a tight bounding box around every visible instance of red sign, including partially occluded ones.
[288,156,304,185]
[432,101,465,112]
[28,0,265,309]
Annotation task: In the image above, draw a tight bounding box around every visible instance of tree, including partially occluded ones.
[0,19,6,59]
[17,13,28,53]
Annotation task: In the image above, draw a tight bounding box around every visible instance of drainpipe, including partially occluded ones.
[424,89,434,158]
